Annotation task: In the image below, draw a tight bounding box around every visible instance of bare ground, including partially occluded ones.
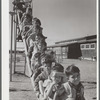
[9,53,97,100]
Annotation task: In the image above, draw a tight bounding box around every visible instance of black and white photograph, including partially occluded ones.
[4,0,98,100]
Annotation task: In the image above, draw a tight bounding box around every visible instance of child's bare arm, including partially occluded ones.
[53,92,58,100]
[39,80,44,96]
[34,71,47,93]
[53,86,65,100]
[44,82,55,99]
[24,25,34,36]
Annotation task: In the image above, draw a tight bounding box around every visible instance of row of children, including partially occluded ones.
[14,0,48,70]
[31,53,85,100]
[13,0,47,59]
[13,1,85,100]
[15,0,47,45]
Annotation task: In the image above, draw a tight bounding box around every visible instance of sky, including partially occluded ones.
[9,0,96,46]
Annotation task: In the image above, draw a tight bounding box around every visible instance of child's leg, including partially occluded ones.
[39,80,44,96]
[31,73,35,89]
[31,61,35,73]
[39,94,45,100]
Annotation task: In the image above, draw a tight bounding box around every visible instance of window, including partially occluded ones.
[91,44,95,48]
[86,44,89,48]
[81,43,95,49]
[81,45,84,48]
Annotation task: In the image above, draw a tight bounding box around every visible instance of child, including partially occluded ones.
[13,0,26,13]
[39,63,67,100]
[25,17,42,40]
[63,65,85,100]
[26,18,47,50]
[33,55,54,98]
[32,54,52,79]
[27,35,47,60]
[20,6,33,37]
[30,52,41,74]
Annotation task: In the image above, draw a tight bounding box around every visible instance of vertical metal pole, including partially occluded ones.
[61,47,63,62]
[9,12,14,82]
[14,7,17,73]
[24,56,26,74]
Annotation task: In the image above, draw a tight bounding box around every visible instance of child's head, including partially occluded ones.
[50,63,64,84]
[35,35,41,43]
[52,63,64,72]
[33,26,42,34]
[41,54,52,73]
[36,39,47,52]
[65,65,80,86]
[33,17,41,26]
[33,52,41,65]
[26,7,32,15]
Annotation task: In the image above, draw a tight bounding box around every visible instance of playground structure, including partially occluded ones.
[9,1,97,100]
[9,0,56,82]
[9,4,59,100]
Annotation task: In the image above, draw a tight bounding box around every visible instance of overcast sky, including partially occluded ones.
[9,0,96,46]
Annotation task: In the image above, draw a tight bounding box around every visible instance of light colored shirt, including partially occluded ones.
[44,80,66,100]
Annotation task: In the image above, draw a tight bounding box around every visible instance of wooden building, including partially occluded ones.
[47,35,97,60]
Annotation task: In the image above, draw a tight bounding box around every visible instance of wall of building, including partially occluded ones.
[67,43,82,59]
[81,50,96,58]
[80,43,96,59]
[48,42,97,60]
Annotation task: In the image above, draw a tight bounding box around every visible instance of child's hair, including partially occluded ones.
[34,52,41,59]
[41,54,52,65]
[52,63,64,72]
[65,65,80,76]
[33,17,41,26]
[28,8,32,12]
[26,7,32,14]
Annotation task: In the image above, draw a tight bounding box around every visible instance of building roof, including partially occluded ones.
[47,35,96,48]
[55,35,96,44]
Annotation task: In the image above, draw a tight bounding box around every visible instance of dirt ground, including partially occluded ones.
[9,53,97,100]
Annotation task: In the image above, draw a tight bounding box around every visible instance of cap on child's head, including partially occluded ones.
[52,63,64,72]
[65,65,80,76]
